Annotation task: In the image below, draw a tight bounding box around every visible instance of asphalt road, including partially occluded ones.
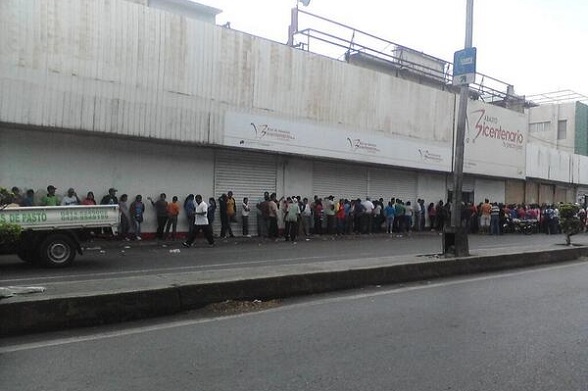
[2,258,587,391]
[2,232,588,285]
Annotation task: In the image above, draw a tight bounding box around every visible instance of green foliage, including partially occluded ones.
[0,187,13,208]
[0,187,21,246]
[0,222,22,246]
[559,203,582,245]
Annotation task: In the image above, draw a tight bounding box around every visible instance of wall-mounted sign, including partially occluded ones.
[453,47,477,85]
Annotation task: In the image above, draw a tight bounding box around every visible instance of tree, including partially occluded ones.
[0,187,22,250]
[0,187,12,209]
[558,203,583,246]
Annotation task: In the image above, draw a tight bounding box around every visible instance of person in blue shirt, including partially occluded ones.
[384,201,396,234]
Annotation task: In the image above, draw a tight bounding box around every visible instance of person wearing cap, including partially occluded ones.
[61,188,80,206]
[41,185,59,206]
[101,188,119,205]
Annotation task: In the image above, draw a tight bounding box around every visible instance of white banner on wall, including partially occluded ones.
[462,100,528,179]
[223,112,452,172]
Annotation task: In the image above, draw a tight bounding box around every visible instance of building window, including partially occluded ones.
[529,121,550,133]
[557,120,567,140]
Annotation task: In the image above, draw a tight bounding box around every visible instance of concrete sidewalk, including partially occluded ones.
[1,244,588,336]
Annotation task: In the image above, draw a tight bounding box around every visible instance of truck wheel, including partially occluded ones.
[38,234,76,268]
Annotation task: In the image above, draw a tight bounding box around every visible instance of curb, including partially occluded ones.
[1,246,587,336]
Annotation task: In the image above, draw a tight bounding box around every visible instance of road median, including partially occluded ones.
[1,245,587,336]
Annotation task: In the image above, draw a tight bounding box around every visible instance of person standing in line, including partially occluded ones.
[148,193,168,240]
[184,194,195,236]
[268,193,279,238]
[313,198,323,235]
[479,198,492,235]
[41,185,59,206]
[61,188,80,206]
[218,193,234,238]
[208,197,217,236]
[427,202,437,231]
[284,197,301,241]
[257,193,270,237]
[100,188,118,205]
[241,197,251,237]
[384,201,396,234]
[490,202,501,235]
[183,194,215,247]
[10,187,23,206]
[21,189,35,207]
[130,195,145,240]
[226,191,237,228]
[165,196,180,240]
[82,191,97,205]
[324,195,336,234]
[418,199,426,231]
[361,197,375,234]
[404,201,414,234]
[118,194,132,240]
[300,197,312,236]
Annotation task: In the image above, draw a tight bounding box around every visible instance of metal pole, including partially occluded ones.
[448,0,473,256]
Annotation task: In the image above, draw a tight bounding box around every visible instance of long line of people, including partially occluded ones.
[7,185,584,240]
[458,200,588,235]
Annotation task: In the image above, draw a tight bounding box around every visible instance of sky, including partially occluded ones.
[196,0,588,101]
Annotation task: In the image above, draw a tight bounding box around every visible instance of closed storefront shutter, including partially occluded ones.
[505,180,525,205]
[539,184,554,205]
[447,175,475,203]
[312,162,368,200]
[525,181,539,204]
[554,186,571,203]
[417,172,447,228]
[474,179,505,203]
[369,167,417,202]
[214,150,278,236]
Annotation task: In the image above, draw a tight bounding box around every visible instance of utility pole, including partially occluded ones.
[444,0,473,257]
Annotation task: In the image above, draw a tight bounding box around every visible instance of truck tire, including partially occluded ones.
[38,234,76,268]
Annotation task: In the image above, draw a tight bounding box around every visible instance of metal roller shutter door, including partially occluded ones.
[312,162,368,200]
[369,167,417,202]
[539,184,554,205]
[554,186,572,203]
[447,175,475,192]
[214,151,277,236]
[505,180,525,205]
[525,181,539,204]
[418,172,447,206]
[474,179,505,203]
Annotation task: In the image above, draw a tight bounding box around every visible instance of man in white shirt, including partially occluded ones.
[183,194,215,247]
[61,188,80,206]
[361,197,375,234]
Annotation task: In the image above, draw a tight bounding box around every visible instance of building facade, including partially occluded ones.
[1,0,587,235]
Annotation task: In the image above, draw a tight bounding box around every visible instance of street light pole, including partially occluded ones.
[447,0,473,256]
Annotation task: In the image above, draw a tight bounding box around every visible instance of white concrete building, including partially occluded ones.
[1,0,587,236]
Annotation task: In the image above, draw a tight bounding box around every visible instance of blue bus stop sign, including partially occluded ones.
[453,47,477,85]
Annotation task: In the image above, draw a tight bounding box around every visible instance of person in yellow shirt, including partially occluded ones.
[165,196,180,240]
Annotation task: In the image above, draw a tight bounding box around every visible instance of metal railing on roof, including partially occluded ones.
[290,8,531,108]
[526,90,588,105]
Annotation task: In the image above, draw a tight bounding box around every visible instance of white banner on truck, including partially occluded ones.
[0,205,120,231]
